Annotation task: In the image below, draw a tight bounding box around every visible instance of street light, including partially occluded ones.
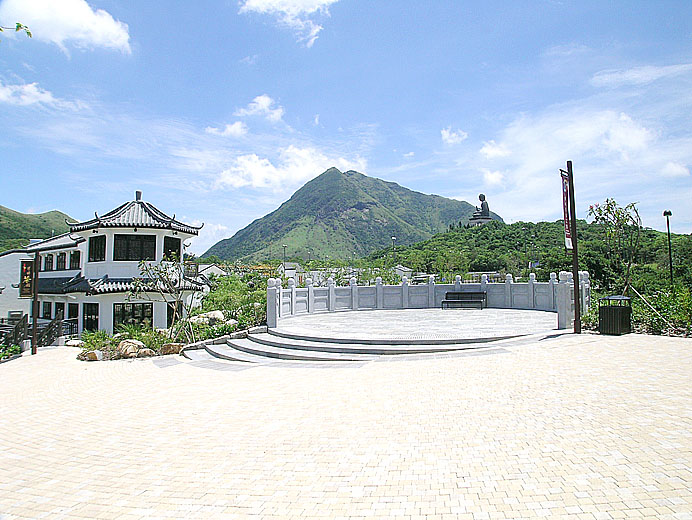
[391,236,397,264]
[663,210,673,285]
[282,244,287,271]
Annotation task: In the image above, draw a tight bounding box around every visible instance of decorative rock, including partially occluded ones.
[189,315,209,325]
[225,318,238,327]
[118,339,145,355]
[86,350,103,361]
[137,348,156,358]
[112,333,127,341]
[228,330,248,339]
[160,343,184,355]
[66,339,84,347]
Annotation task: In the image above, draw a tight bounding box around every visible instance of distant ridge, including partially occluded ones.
[0,205,74,253]
[203,167,502,261]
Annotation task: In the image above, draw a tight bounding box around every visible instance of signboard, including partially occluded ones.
[19,260,34,298]
[561,172,572,250]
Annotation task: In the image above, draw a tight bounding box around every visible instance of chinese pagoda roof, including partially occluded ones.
[37,275,204,295]
[68,191,202,236]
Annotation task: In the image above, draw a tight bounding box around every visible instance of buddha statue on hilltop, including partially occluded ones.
[469,194,492,226]
[474,194,489,218]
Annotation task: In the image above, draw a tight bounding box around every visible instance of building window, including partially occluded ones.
[68,303,79,319]
[44,254,54,271]
[163,236,181,260]
[83,303,99,332]
[113,302,153,329]
[70,251,81,270]
[89,235,106,262]
[42,301,52,319]
[54,302,65,319]
[113,234,156,261]
[56,252,67,271]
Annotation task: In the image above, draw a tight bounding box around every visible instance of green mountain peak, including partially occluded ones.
[203,168,503,262]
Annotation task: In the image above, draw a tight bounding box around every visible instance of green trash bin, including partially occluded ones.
[598,296,632,335]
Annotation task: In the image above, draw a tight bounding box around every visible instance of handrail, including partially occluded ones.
[0,314,29,347]
[37,314,63,349]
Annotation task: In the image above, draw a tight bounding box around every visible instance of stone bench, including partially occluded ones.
[441,291,487,309]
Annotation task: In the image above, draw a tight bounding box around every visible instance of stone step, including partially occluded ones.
[204,342,269,363]
[248,332,480,355]
[267,327,520,346]
[227,338,374,362]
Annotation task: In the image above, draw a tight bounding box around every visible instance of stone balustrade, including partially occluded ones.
[267,272,590,330]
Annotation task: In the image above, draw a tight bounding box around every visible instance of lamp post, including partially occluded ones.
[663,210,673,285]
[282,244,287,272]
[391,236,396,265]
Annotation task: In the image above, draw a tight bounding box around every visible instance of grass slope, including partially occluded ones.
[0,205,74,252]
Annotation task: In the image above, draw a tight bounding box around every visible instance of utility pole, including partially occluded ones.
[663,210,673,286]
[560,161,581,334]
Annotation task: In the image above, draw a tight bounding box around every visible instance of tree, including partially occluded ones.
[588,198,642,294]
[0,22,32,41]
[128,256,203,343]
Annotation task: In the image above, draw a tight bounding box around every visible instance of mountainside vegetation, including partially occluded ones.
[0,205,74,252]
[368,219,691,292]
[203,167,502,262]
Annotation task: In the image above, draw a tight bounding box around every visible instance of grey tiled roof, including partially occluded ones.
[24,233,84,253]
[37,275,203,295]
[69,199,202,235]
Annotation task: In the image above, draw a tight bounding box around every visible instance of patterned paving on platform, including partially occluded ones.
[1,333,691,519]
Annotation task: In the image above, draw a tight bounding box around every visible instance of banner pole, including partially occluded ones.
[566,161,582,334]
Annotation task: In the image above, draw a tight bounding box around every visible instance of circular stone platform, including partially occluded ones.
[275,308,558,342]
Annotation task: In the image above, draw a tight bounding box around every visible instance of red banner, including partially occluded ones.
[561,173,572,250]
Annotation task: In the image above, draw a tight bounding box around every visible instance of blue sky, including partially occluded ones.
[1,0,691,255]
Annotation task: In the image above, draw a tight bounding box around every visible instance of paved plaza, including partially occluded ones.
[276,308,558,340]
[1,331,691,519]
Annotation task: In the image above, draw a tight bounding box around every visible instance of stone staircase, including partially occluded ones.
[181,326,522,364]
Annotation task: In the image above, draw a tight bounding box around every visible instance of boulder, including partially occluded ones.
[138,348,156,358]
[118,339,145,358]
[112,333,128,341]
[160,343,184,355]
[205,310,225,324]
[228,330,248,339]
[189,315,209,325]
[225,319,238,327]
[86,350,103,361]
[66,339,84,347]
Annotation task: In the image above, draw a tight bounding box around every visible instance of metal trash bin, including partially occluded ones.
[598,296,632,335]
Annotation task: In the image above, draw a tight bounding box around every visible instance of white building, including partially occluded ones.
[0,249,32,319]
[16,191,202,334]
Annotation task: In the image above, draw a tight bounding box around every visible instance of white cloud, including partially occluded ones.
[313,114,320,126]
[205,121,248,137]
[185,220,231,256]
[234,94,285,123]
[0,80,82,109]
[214,145,366,190]
[441,126,468,145]
[239,0,338,47]
[591,63,692,88]
[661,162,689,178]
[479,140,510,159]
[240,54,258,65]
[481,169,503,186]
[0,0,130,54]
[403,151,415,158]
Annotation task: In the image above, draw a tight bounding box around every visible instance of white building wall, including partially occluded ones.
[0,251,32,319]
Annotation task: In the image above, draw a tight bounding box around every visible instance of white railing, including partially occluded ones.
[267,272,590,330]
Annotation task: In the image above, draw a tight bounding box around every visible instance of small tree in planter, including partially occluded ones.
[128,255,203,344]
